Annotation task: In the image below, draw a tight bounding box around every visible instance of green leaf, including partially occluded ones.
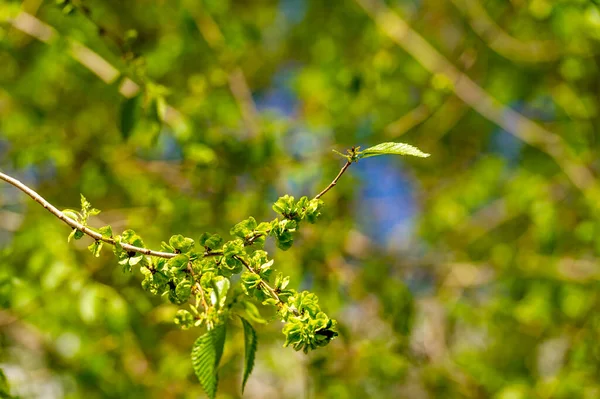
[62,209,80,221]
[169,234,195,253]
[272,195,295,216]
[200,233,223,250]
[191,324,227,399]
[80,194,91,213]
[176,280,192,302]
[240,317,257,393]
[98,225,113,238]
[128,254,144,266]
[148,95,166,124]
[120,94,142,140]
[240,272,262,296]
[230,217,258,239]
[121,229,145,248]
[359,142,430,159]
[167,254,189,270]
[211,277,230,308]
[174,309,194,329]
[68,229,84,242]
[88,240,103,257]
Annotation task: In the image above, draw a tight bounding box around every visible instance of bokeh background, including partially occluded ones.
[2,0,600,398]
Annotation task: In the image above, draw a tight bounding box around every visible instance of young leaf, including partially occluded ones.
[169,234,195,253]
[62,209,80,221]
[211,277,230,308]
[167,254,189,270]
[191,324,227,399]
[80,194,91,212]
[359,142,430,159]
[98,225,113,238]
[88,240,103,257]
[68,229,84,242]
[240,317,257,393]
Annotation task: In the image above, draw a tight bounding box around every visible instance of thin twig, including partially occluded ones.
[1,155,354,260]
[0,171,176,258]
[234,255,283,304]
[234,254,303,317]
[314,161,352,200]
[188,262,210,312]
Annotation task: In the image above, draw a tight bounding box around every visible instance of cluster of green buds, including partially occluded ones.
[42,141,428,397]
[72,193,338,351]
[271,195,324,249]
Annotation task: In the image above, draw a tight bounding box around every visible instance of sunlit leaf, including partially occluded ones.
[359,142,430,159]
[191,324,227,399]
[240,317,257,393]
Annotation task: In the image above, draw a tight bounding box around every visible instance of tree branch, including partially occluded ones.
[314,161,352,200]
[234,255,290,312]
[0,171,176,258]
[1,155,354,259]
[355,0,597,195]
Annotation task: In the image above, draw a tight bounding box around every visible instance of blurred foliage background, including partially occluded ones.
[1,0,600,398]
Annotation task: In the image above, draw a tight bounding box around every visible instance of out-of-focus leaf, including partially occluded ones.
[119,95,142,140]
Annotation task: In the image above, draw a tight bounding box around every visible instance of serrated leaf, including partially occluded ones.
[359,142,430,159]
[191,324,227,399]
[240,317,257,393]
[120,94,142,140]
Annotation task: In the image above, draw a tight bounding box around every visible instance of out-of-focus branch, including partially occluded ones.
[355,0,596,196]
[384,48,477,139]
[11,12,126,93]
[0,155,354,256]
[188,8,260,138]
[8,12,184,125]
[450,0,562,63]
[0,171,178,258]
[419,96,469,142]
[384,104,430,138]
[228,68,260,137]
